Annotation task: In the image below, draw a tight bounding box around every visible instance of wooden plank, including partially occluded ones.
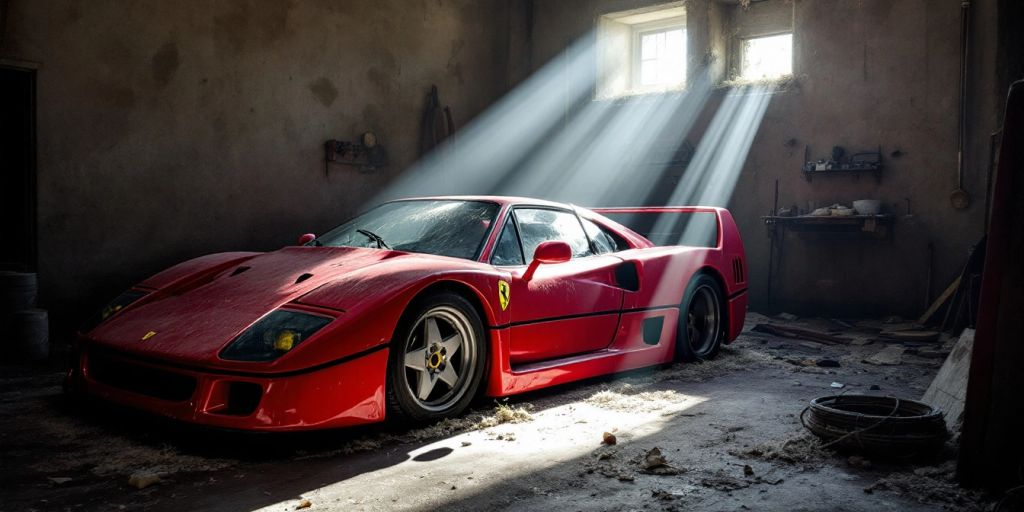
[919,276,961,324]
[751,324,848,345]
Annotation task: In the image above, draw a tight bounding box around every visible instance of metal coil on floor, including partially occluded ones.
[801,395,948,456]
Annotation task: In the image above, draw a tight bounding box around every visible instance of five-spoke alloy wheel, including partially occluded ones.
[387,291,487,422]
[677,274,725,362]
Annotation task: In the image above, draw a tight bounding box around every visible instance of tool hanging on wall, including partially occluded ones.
[950,0,971,210]
[419,85,456,157]
[324,131,388,175]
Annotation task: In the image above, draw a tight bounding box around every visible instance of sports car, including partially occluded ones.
[67,196,747,430]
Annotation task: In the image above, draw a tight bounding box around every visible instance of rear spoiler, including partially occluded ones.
[592,207,728,248]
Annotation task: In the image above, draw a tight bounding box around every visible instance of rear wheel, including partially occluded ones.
[676,274,725,362]
[386,291,487,422]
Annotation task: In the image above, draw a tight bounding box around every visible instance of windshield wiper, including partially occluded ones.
[356,229,391,250]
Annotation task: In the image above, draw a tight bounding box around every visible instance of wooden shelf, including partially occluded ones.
[802,167,882,183]
[762,214,893,234]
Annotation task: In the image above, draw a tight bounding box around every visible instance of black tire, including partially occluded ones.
[386,291,488,423]
[676,273,725,362]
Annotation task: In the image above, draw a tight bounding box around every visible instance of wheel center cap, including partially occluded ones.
[427,350,444,371]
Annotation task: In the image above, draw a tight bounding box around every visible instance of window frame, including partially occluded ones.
[734,30,794,82]
[630,16,688,93]
[489,211,527,267]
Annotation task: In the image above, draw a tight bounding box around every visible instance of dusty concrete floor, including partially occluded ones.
[0,313,991,512]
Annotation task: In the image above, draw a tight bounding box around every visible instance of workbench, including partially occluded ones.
[761,214,895,309]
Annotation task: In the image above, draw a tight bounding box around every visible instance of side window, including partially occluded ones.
[490,215,525,266]
[515,208,592,260]
[582,219,625,255]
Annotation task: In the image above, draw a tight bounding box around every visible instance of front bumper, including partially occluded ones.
[67,343,389,431]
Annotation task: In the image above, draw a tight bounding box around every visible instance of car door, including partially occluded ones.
[491,207,624,365]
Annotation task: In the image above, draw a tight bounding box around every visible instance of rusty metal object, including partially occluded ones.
[802,395,947,456]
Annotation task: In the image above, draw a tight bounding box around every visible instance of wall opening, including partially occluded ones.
[721,0,795,84]
[739,32,792,81]
[0,65,37,272]
[597,2,687,98]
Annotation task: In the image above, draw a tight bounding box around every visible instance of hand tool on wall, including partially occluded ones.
[951,0,971,210]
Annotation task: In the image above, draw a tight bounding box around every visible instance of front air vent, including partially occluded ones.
[230,266,251,277]
[732,258,745,284]
[294,273,314,284]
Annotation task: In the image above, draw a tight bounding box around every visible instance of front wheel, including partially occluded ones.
[676,274,725,362]
[386,291,487,423]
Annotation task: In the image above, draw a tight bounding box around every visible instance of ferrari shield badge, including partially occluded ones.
[498,280,510,311]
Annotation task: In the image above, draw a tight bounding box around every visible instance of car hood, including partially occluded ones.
[88,246,412,365]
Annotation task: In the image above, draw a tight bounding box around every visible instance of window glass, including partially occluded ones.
[515,209,592,261]
[491,215,524,266]
[638,27,686,88]
[582,219,622,255]
[740,33,792,80]
[602,211,718,248]
[315,200,497,260]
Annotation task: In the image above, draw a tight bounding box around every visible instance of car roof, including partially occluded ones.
[393,195,588,211]
[391,195,654,249]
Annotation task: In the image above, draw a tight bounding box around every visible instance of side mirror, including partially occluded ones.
[297,233,316,245]
[524,241,572,281]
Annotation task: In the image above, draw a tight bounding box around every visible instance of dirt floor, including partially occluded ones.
[0,313,994,511]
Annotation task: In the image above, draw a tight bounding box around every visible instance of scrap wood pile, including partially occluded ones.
[749,313,950,367]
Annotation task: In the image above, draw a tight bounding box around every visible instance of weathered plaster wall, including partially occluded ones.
[0,0,519,321]
[530,0,1000,317]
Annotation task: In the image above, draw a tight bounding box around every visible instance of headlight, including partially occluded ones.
[81,290,149,333]
[220,310,332,362]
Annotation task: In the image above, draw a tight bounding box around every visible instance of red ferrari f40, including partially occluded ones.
[68,196,747,430]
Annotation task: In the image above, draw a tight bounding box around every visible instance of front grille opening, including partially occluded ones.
[207,381,263,416]
[89,353,196,402]
[225,382,262,416]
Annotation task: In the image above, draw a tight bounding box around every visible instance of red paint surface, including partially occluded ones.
[71,197,746,430]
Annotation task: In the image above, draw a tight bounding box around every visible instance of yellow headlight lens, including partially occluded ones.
[274,330,297,352]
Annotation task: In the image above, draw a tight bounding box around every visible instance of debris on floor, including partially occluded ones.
[475,402,534,428]
[638,447,683,475]
[863,461,985,509]
[127,471,161,490]
[865,345,906,366]
[752,323,848,345]
[733,435,832,466]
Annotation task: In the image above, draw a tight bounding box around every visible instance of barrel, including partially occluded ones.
[0,272,38,315]
[10,308,49,362]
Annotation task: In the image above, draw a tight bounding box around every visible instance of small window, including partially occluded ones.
[582,219,628,254]
[636,26,686,89]
[515,209,592,261]
[739,33,792,81]
[597,3,687,98]
[491,215,525,266]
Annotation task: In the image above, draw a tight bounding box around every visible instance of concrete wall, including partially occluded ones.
[530,0,1001,317]
[0,0,520,323]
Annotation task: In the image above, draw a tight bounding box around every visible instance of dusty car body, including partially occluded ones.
[67,196,748,431]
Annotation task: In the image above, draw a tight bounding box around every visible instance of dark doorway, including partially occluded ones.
[0,65,36,272]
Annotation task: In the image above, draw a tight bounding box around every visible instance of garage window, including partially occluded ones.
[597,3,687,98]
[739,33,792,81]
[719,0,795,84]
[635,24,687,89]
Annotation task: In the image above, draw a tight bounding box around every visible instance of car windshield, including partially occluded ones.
[314,200,499,260]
